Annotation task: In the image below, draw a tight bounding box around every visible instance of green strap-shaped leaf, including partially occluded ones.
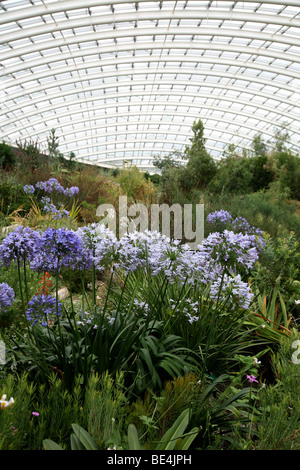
[43,439,64,450]
[156,408,190,451]
[278,292,289,329]
[128,424,141,450]
[71,424,98,450]
[70,433,86,450]
[175,427,200,450]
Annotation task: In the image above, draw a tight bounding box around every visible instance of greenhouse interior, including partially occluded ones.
[0,0,299,453]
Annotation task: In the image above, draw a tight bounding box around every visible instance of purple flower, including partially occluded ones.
[209,273,254,310]
[26,294,62,326]
[0,226,40,267]
[35,178,65,194]
[63,186,79,197]
[40,197,69,220]
[35,178,79,198]
[246,374,258,384]
[232,217,265,252]
[30,228,84,273]
[76,223,117,271]
[23,184,35,195]
[200,230,259,273]
[0,282,15,311]
[207,210,232,225]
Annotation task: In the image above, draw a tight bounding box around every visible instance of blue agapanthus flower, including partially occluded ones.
[35,178,65,194]
[0,282,15,311]
[200,230,259,273]
[25,294,62,326]
[23,184,35,195]
[232,217,265,252]
[63,186,79,197]
[35,178,79,197]
[207,210,232,225]
[209,273,254,310]
[0,226,40,268]
[40,197,69,220]
[30,227,84,273]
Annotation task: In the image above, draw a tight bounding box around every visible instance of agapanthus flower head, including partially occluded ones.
[232,217,265,252]
[112,230,175,275]
[26,294,62,326]
[76,223,117,271]
[63,186,79,197]
[0,282,15,311]
[30,228,84,273]
[23,184,35,195]
[76,223,117,255]
[232,216,251,233]
[207,210,232,225]
[0,226,40,267]
[200,230,260,273]
[209,273,254,310]
[35,178,79,198]
[35,178,65,194]
[40,197,69,220]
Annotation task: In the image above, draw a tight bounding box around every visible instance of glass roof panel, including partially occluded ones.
[1,0,299,172]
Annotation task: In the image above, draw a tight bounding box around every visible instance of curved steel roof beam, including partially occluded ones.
[1,28,300,65]
[5,77,297,109]
[2,24,299,64]
[1,10,300,46]
[1,0,300,25]
[9,106,297,153]
[3,73,298,112]
[4,68,298,114]
[4,96,298,147]
[54,121,293,142]
[12,112,290,144]
[3,80,298,130]
[3,96,297,139]
[3,55,298,96]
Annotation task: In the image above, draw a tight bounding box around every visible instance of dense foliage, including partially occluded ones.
[0,125,299,451]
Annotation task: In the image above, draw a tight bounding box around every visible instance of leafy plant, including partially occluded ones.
[0,372,84,450]
[42,408,199,451]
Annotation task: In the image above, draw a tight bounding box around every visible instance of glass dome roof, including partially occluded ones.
[1,0,299,172]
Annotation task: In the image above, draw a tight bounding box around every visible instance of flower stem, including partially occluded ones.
[23,257,29,303]
[17,259,25,314]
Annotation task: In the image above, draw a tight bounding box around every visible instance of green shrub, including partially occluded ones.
[0,142,16,170]
[0,181,36,219]
[251,335,300,450]
[0,372,84,450]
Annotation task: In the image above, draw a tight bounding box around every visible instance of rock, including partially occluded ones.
[57,287,69,300]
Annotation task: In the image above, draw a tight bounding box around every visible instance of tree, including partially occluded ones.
[47,128,61,159]
[182,119,217,190]
[252,134,267,157]
[153,151,183,171]
[0,141,16,170]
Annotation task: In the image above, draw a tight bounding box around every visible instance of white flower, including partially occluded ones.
[0,394,14,410]
[295,300,300,305]
[254,357,261,365]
